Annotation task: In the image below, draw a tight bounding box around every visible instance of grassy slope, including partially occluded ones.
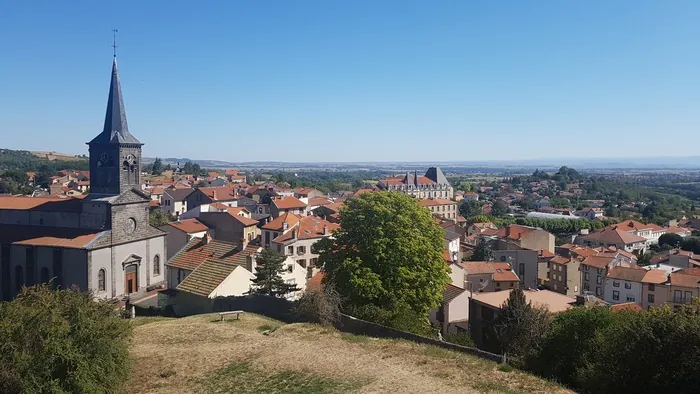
[128,313,570,394]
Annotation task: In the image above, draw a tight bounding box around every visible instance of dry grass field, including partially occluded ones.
[128,313,570,394]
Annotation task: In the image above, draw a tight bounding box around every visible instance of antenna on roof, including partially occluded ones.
[112,28,118,57]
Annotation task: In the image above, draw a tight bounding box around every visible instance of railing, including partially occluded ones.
[673,296,691,304]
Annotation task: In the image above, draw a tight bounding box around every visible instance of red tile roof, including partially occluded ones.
[307,197,332,206]
[669,273,700,288]
[166,218,210,234]
[262,212,302,231]
[0,224,103,249]
[642,269,669,284]
[461,262,494,275]
[583,227,647,245]
[166,237,259,272]
[198,187,236,201]
[228,211,259,227]
[580,255,617,269]
[0,195,84,211]
[611,219,664,232]
[272,196,307,210]
[491,262,519,282]
[607,266,647,282]
[272,216,339,243]
[610,302,643,312]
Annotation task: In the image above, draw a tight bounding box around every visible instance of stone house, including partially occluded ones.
[162,188,194,218]
[159,218,210,259]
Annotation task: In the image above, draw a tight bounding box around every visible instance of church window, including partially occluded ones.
[153,255,161,276]
[25,247,35,286]
[98,269,106,291]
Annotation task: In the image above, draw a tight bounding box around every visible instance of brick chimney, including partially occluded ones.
[212,190,217,200]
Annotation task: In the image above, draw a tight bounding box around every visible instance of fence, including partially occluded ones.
[335,313,505,364]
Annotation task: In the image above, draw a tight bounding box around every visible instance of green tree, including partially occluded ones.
[471,238,494,261]
[0,285,132,394]
[250,249,300,297]
[315,192,450,330]
[458,199,482,218]
[491,200,509,217]
[151,157,164,175]
[492,288,551,367]
[659,233,683,249]
[148,208,171,227]
[681,236,700,254]
[164,163,172,172]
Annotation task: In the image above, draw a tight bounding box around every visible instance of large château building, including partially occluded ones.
[0,56,166,301]
[377,167,454,199]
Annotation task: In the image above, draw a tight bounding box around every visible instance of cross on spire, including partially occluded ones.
[112,28,118,57]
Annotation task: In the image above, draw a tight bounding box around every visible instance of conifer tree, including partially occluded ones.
[250,249,300,297]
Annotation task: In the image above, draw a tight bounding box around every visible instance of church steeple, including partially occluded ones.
[89,57,141,145]
[88,54,144,196]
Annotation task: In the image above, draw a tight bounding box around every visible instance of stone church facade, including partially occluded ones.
[0,56,166,301]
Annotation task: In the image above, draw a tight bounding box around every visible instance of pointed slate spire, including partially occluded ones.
[89,57,142,145]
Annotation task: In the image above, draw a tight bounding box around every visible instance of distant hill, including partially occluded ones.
[0,148,88,172]
[30,151,85,162]
[142,157,239,168]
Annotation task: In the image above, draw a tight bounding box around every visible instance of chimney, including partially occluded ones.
[282,221,289,231]
[323,224,328,235]
[203,232,212,244]
[238,237,248,251]
[212,190,217,200]
[292,228,297,240]
[246,252,256,272]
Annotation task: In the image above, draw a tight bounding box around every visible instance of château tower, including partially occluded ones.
[87,56,143,195]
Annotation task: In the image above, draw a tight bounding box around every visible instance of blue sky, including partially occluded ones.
[1,1,699,162]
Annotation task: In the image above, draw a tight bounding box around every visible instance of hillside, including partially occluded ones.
[128,313,570,394]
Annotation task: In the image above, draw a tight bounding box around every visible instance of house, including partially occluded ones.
[578,227,647,253]
[576,207,604,220]
[665,226,691,237]
[293,188,324,201]
[198,208,260,246]
[185,186,237,211]
[668,269,700,310]
[469,289,576,347]
[605,220,666,246]
[650,249,700,269]
[261,212,302,248]
[579,254,631,298]
[311,202,343,223]
[492,249,539,289]
[444,230,461,262]
[604,266,647,305]
[306,196,332,213]
[270,196,307,218]
[162,188,194,218]
[462,261,520,293]
[467,222,498,237]
[545,255,581,297]
[160,218,210,259]
[429,284,470,335]
[462,192,479,201]
[495,224,555,253]
[270,216,339,278]
[418,198,459,220]
[641,268,672,310]
[377,167,454,199]
[164,236,307,316]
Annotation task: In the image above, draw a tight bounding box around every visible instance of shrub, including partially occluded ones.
[443,331,475,347]
[0,285,132,394]
[293,285,342,326]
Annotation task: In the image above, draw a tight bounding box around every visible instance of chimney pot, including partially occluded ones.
[323,224,328,235]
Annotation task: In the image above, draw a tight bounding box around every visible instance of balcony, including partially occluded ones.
[673,296,692,304]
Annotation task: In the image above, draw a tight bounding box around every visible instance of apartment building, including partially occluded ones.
[418,198,458,220]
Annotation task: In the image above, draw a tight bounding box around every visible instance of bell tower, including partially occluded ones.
[87,56,143,196]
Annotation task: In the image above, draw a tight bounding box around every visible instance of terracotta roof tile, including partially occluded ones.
[418,198,457,207]
[272,196,307,210]
[669,272,700,288]
[610,302,643,312]
[167,237,259,272]
[166,218,210,234]
[491,262,519,282]
[0,224,103,249]
[307,197,332,206]
[607,266,647,282]
[642,269,669,284]
[581,255,617,269]
[272,216,339,243]
[262,212,302,231]
[198,187,236,201]
[443,284,466,303]
[0,195,84,211]
[461,262,494,275]
[583,227,647,245]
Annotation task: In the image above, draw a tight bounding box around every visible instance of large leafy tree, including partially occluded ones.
[315,191,450,320]
[250,249,300,297]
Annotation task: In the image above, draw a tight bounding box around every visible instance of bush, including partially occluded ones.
[351,303,435,337]
[444,331,475,347]
[0,285,132,394]
[293,285,342,326]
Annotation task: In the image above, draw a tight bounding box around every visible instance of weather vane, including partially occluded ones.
[112,28,118,57]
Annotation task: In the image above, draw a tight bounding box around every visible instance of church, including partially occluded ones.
[0,56,166,301]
